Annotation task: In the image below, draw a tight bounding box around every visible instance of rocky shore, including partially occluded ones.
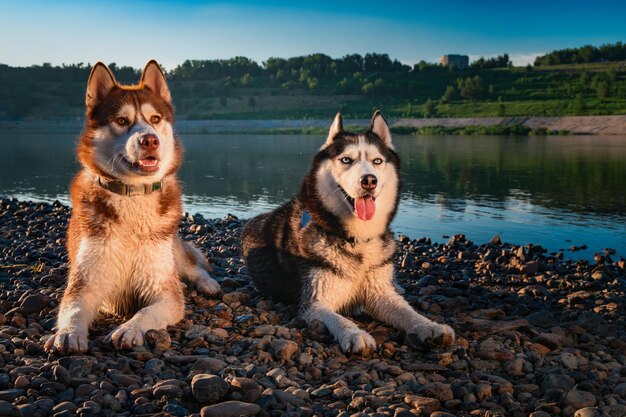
[0,198,625,417]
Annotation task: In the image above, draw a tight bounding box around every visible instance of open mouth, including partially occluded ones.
[134,156,160,174]
[339,186,376,221]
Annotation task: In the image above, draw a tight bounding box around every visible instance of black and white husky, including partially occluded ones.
[242,111,455,353]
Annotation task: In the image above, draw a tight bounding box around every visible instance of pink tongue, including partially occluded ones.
[140,158,158,167]
[355,195,376,221]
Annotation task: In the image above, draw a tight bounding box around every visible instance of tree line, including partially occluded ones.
[534,42,626,66]
[0,43,624,119]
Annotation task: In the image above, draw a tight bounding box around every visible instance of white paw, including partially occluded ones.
[195,269,221,296]
[339,328,377,354]
[106,323,144,350]
[45,328,89,354]
[406,323,455,349]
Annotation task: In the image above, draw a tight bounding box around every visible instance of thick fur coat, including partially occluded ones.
[242,112,455,353]
[45,61,220,354]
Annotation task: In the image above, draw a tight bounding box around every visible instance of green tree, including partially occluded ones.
[307,77,319,91]
[596,81,609,99]
[457,76,485,100]
[572,93,587,114]
[361,82,375,96]
[422,99,436,118]
[240,73,252,86]
[441,85,457,103]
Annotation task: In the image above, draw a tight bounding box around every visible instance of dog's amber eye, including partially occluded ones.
[150,115,161,124]
[115,117,128,126]
[340,157,353,165]
[373,158,383,165]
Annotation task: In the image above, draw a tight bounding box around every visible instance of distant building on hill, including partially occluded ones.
[440,54,469,69]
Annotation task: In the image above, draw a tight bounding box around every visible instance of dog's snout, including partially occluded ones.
[360,174,378,190]
[139,134,160,151]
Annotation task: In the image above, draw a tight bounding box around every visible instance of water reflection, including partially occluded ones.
[0,132,625,258]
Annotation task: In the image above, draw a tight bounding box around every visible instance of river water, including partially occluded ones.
[1,132,625,259]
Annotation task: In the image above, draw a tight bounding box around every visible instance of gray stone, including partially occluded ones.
[20,294,47,314]
[144,329,171,350]
[0,401,21,417]
[541,374,575,391]
[191,357,228,374]
[222,291,250,305]
[404,395,441,414]
[418,382,453,402]
[153,383,183,399]
[192,374,229,404]
[0,389,25,402]
[535,333,562,350]
[250,325,275,337]
[613,382,626,398]
[201,401,261,417]
[185,324,211,339]
[52,364,72,386]
[17,403,36,417]
[559,352,579,370]
[271,339,298,361]
[52,401,78,414]
[564,390,597,409]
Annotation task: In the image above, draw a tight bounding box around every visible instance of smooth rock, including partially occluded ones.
[564,390,597,409]
[271,339,298,361]
[144,329,172,350]
[192,374,230,404]
[201,401,261,417]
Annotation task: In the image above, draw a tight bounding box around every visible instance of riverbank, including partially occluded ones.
[0,198,625,417]
[1,115,625,135]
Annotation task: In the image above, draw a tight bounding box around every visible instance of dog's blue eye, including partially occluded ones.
[373,158,383,165]
[340,157,353,164]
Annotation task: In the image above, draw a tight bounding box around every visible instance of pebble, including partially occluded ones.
[20,293,47,314]
[144,329,172,350]
[404,395,441,414]
[564,390,597,409]
[192,374,230,404]
[0,199,623,417]
[270,339,299,361]
[201,401,261,417]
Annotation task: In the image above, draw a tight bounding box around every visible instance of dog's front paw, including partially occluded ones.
[195,270,221,296]
[339,328,377,354]
[45,328,89,354]
[406,323,455,350]
[106,324,144,350]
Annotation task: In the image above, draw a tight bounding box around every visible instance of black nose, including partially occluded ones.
[139,134,160,150]
[360,174,378,190]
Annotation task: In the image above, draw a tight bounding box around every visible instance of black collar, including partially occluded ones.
[96,176,163,196]
[301,210,373,246]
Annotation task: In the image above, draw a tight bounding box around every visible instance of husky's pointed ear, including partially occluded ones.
[141,60,171,103]
[86,62,117,111]
[322,113,343,148]
[370,110,393,148]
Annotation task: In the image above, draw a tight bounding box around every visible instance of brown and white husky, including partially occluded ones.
[242,112,455,353]
[45,60,220,354]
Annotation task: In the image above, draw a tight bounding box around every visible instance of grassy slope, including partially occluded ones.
[2,62,625,120]
[175,62,626,119]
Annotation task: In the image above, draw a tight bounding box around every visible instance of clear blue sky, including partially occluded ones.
[1,0,624,69]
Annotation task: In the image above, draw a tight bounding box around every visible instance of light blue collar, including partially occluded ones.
[301,210,312,228]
